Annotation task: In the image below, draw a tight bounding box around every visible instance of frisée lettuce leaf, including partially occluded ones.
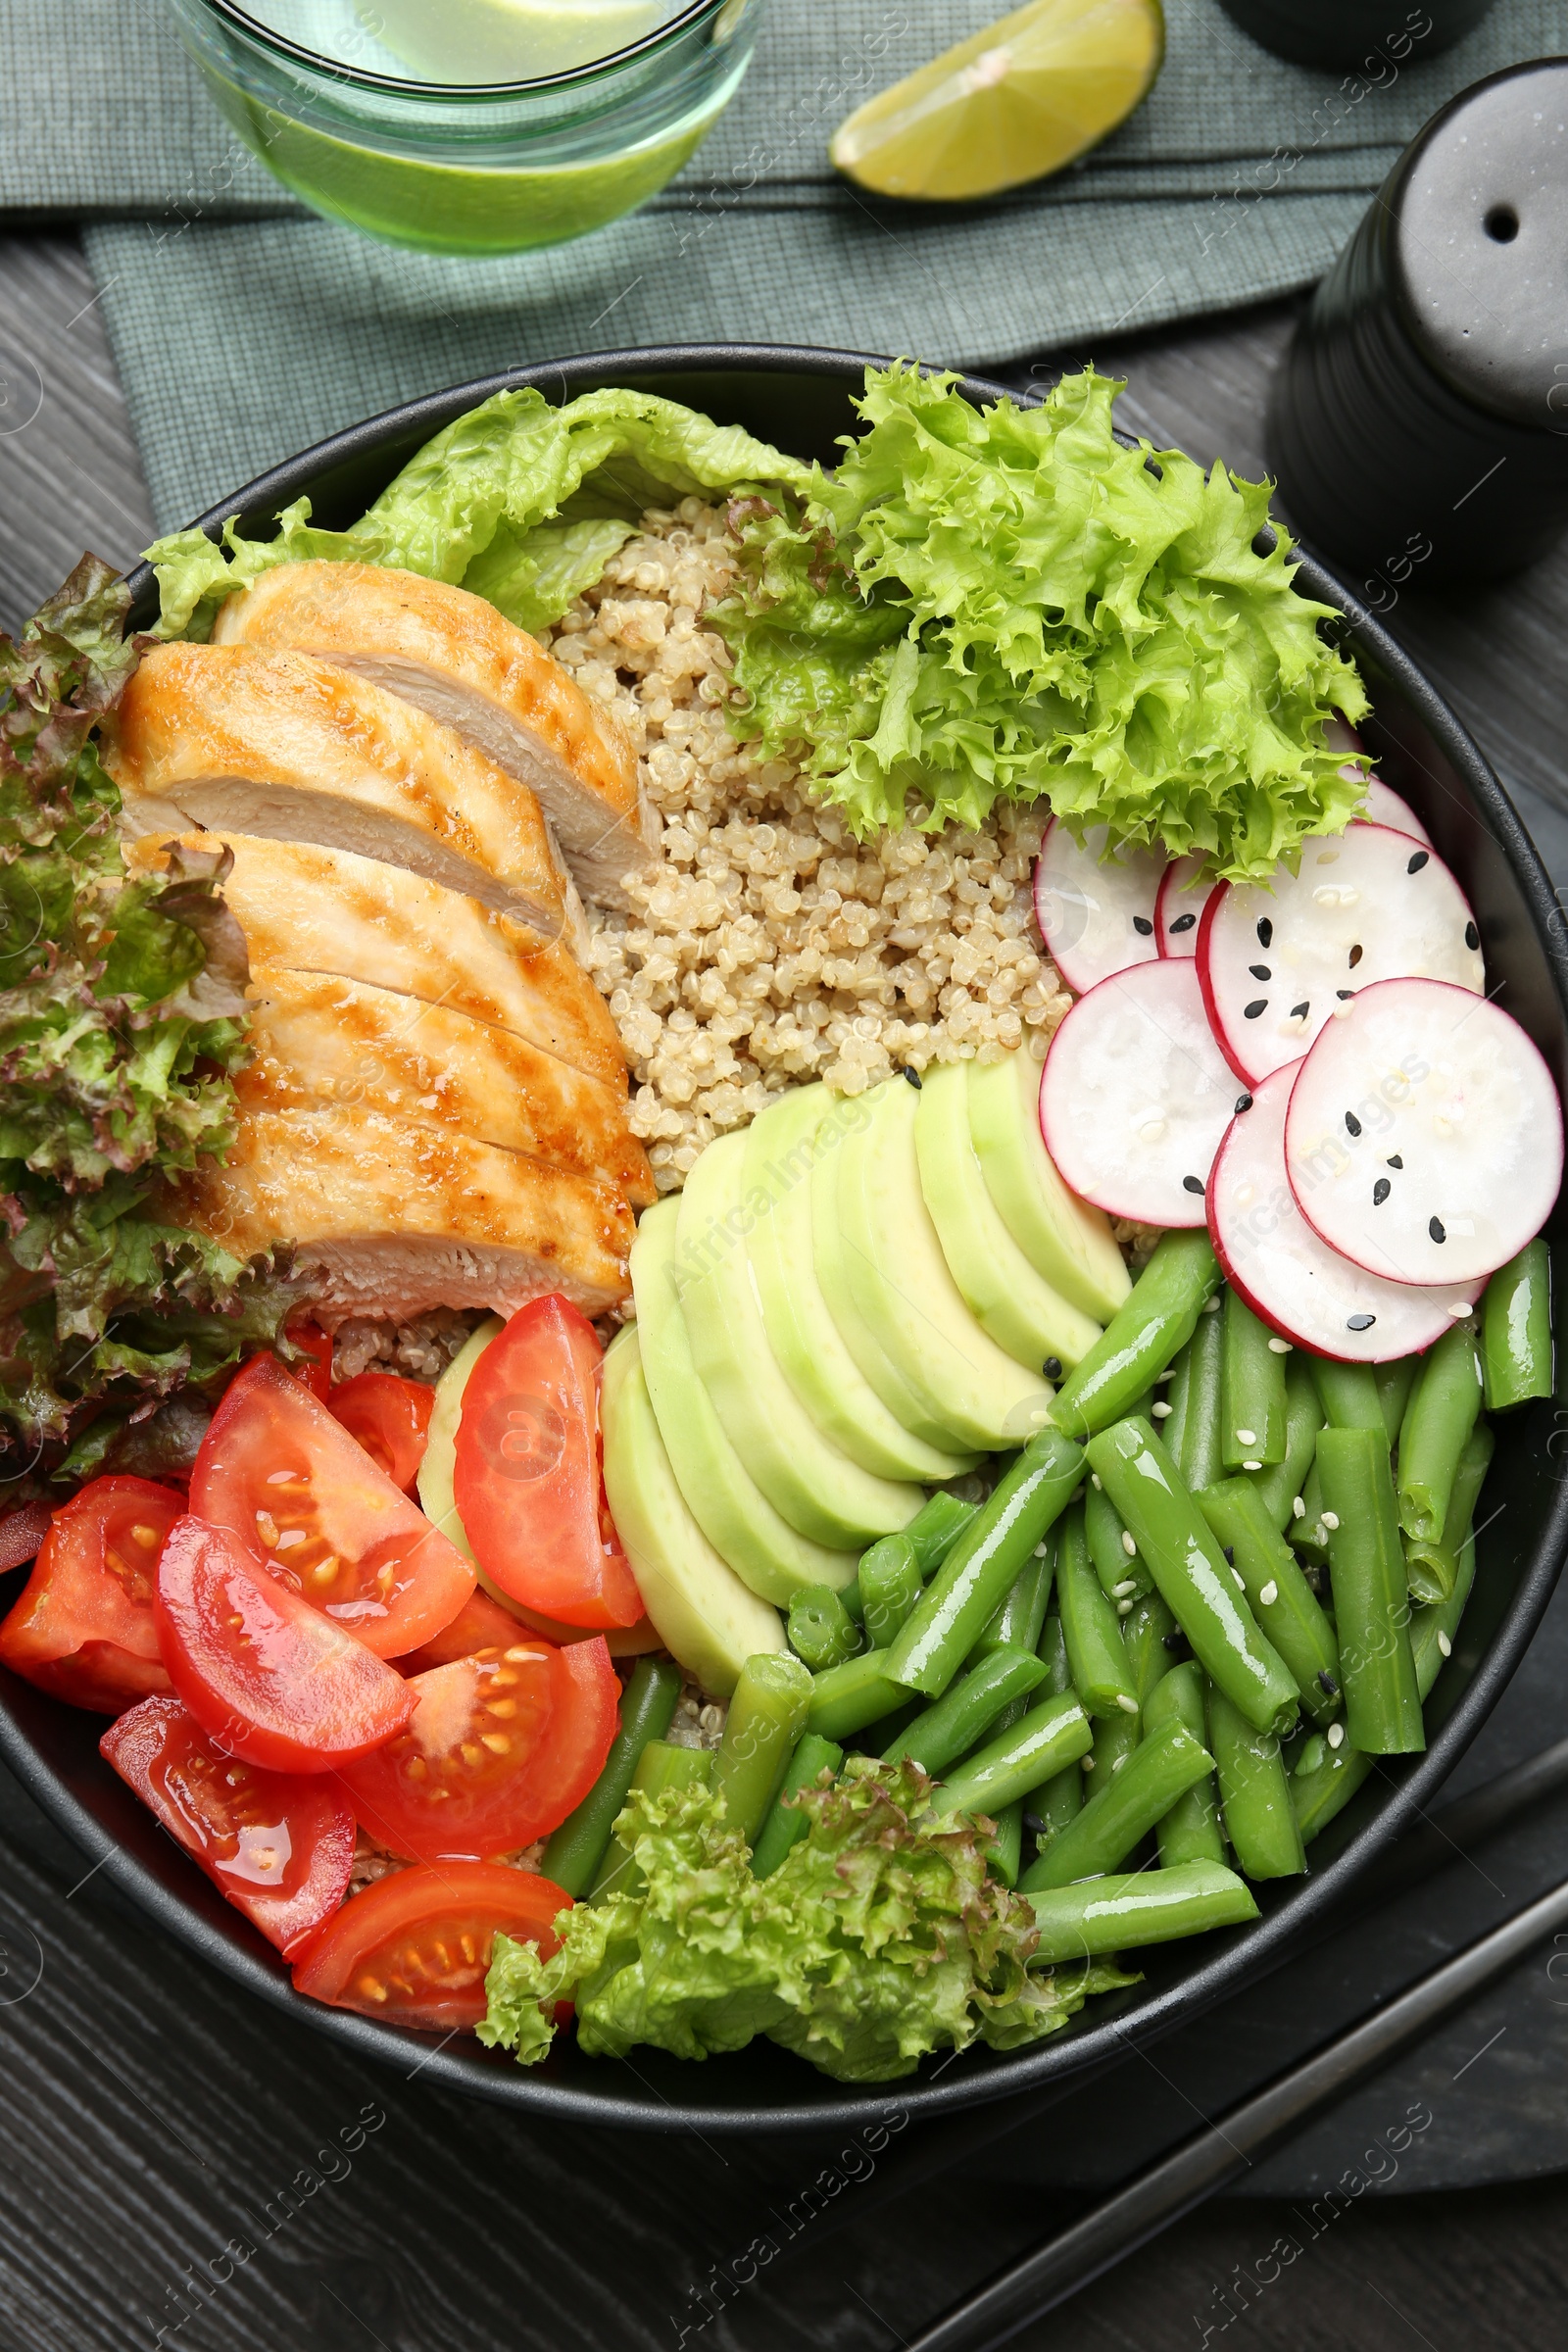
[713,364,1369,882]
[479,1756,1136,2083]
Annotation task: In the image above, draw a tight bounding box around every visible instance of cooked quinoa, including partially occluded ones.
[544,501,1071,1195]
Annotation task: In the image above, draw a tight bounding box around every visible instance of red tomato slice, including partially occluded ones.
[338,1634,617,1862]
[192,1355,473,1658]
[326,1372,433,1494]
[0,1478,180,1713]
[397,1589,522,1673]
[283,1323,334,1401]
[291,1859,570,2030]
[101,1694,355,1957]
[0,1499,51,1574]
[155,1514,414,1774]
[453,1297,642,1628]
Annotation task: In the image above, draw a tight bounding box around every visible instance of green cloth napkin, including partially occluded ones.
[1,0,1559,528]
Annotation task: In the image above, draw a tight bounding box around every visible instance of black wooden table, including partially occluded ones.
[3,236,1568,2351]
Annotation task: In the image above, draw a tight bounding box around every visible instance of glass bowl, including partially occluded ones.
[163,0,765,256]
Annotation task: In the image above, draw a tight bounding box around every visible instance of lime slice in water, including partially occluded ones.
[830,0,1163,203]
[370,0,674,81]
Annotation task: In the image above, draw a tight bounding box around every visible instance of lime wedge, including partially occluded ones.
[830,0,1163,203]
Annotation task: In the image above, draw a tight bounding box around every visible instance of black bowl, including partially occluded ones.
[4,344,1565,2135]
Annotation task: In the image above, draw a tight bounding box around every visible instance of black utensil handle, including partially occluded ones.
[1217,0,1494,73]
[906,1873,1568,2352]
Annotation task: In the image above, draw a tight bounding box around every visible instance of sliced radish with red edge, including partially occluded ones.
[1284,976,1563,1289]
[1210,1066,1476,1361]
[1198,823,1483,1087]
[1356,781,1431,846]
[1033,819,1164,995]
[1039,961,1242,1228]
[1156,854,1216,959]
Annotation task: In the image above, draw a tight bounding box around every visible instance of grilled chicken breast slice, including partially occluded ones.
[108,643,574,938]
[169,1106,633,1322]
[123,832,627,1093]
[213,562,656,909]
[242,964,654,1206]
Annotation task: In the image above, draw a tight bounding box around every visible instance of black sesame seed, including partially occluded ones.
[1337,988,1355,1000]
[1171,912,1197,934]
[1022,1813,1048,1837]
[1291,1000,1310,1019]
[1043,1356,1062,1381]
[1235,1093,1253,1113]
[1348,943,1364,967]
[1162,1630,1191,1655]
[1244,999,1267,1019]
[1388,1155,1403,1169]
[1133,915,1154,935]
[902,1065,922,1088]
[1316,1669,1340,1697]
[1430,1216,1446,1244]
[1183,1174,1205,1195]
[1257,917,1273,947]
[1373,1178,1391,1205]
[1407,850,1430,874]
[1346,1111,1362,1137]
[1250,963,1271,981]
[1347,1312,1376,1331]
[1222,1547,1236,1567]
[1465,921,1481,951]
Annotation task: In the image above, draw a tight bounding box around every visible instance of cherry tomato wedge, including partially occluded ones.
[397,1588,521,1673]
[0,1477,180,1713]
[101,1694,355,1957]
[0,1499,51,1574]
[291,1859,570,2030]
[453,1297,642,1628]
[192,1355,473,1658]
[338,1634,617,1863]
[155,1514,414,1774]
[283,1323,334,1401]
[326,1372,433,1494]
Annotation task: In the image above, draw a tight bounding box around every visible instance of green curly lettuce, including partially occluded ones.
[479,1756,1136,2084]
[147,386,811,643]
[713,364,1369,883]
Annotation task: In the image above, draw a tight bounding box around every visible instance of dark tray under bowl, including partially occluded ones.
[4,345,1565,2134]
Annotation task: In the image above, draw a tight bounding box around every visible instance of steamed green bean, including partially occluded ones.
[1020,1716,1214,1892]
[1206,1681,1305,1879]
[1144,1663,1226,1866]
[751,1733,844,1879]
[1026,1861,1258,1962]
[1482,1239,1553,1411]
[1055,1503,1139,1718]
[883,1644,1047,1774]
[1315,1425,1424,1755]
[1195,1476,1342,1726]
[1247,1352,1325,1532]
[1221,1288,1288,1468]
[1050,1231,1222,1442]
[1396,1319,1484,1545]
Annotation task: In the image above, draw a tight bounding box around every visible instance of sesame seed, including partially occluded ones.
[1116,1692,1139,1715]
[1328,1722,1346,1748]
[1092,1473,1102,1491]
[1438,1631,1452,1657]
[1202,1295,1221,1314]
[1080,1753,1096,1773]
[1267,1337,1291,1353]
[1320,1511,1341,1531]
[1236,1428,1257,1446]
[1116,1597,1135,1615]
[1447,1301,1474,1319]
[1033,1543,1050,1557]
[1292,1495,1306,1519]
[1234,1569,1247,1592]
[1258,1580,1278,1606]
[1152,1400,1173,1417]
[1113,1577,1138,1597]
[1121,1531,1137,1556]
[1243,1459,1263,1472]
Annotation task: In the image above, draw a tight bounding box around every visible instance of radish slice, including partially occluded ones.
[1156,854,1216,958]
[1210,1066,1477,1361]
[1284,976,1563,1290]
[1033,820,1164,995]
[1323,714,1366,760]
[1357,781,1432,846]
[1039,961,1243,1228]
[1198,823,1484,1088]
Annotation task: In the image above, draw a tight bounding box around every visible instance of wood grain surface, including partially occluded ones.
[1,229,1568,2352]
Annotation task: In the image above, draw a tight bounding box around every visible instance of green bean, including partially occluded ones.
[1020,1716,1214,1892]
[1050,1232,1222,1441]
[1206,1681,1305,1879]
[1086,1418,1301,1736]
[1482,1239,1553,1410]
[1290,1459,1332,1565]
[1019,1616,1084,1852]
[1144,1664,1225,1866]
[1396,1320,1484,1545]
[805,1647,912,1740]
[1122,1591,1178,1709]
[1374,1358,1419,1446]
[541,1657,684,1895]
[931,1690,1094,1819]
[1084,1705,1142,1801]
[1291,1740,1372,1846]
[1194,1477,1342,1727]
[984,1800,1025,1888]
[838,1579,866,1625]
[968,1538,1056,1663]
[1412,1527,1479,1698]
[1085,1478,1152,1603]
[886,1429,1084,1697]
[1055,1504,1139,1719]
[1155,1343,1192,1463]
[750,1732,844,1879]
[589,1740,712,1902]
[1221,1289,1288,1468]
[857,1534,923,1649]
[883,1643,1047,1773]
[715,1653,815,1845]
[1401,1414,1491,1610]
[787,1584,863,1672]
[1248,1354,1326,1533]
[1174,1302,1226,1495]
[1026,1860,1259,1963]
[1309,1359,1385,1433]
[905,1493,982,1577]
[1315,1425,1424,1754]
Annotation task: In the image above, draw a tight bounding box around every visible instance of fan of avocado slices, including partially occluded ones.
[0,557,298,1484]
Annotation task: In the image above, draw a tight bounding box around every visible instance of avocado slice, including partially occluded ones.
[601,1325,784,1697]
[416,1313,504,1563]
[743,1087,977,1484]
[915,1061,1103,1372]
[967,1045,1131,1323]
[631,1196,857,1604]
[834,1077,1055,1452]
[674,1127,927,1545]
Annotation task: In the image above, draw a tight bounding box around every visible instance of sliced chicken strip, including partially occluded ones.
[167,1106,633,1323]
[213,562,656,909]
[107,643,574,939]
[241,964,654,1207]
[123,832,627,1093]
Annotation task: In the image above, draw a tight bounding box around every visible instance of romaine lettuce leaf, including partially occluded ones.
[148,387,811,642]
[479,1756,1136,2084]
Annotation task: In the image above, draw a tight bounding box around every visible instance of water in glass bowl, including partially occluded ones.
[253,0,689,83]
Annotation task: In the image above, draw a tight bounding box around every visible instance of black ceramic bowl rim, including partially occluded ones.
[4,342,1565,2137]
